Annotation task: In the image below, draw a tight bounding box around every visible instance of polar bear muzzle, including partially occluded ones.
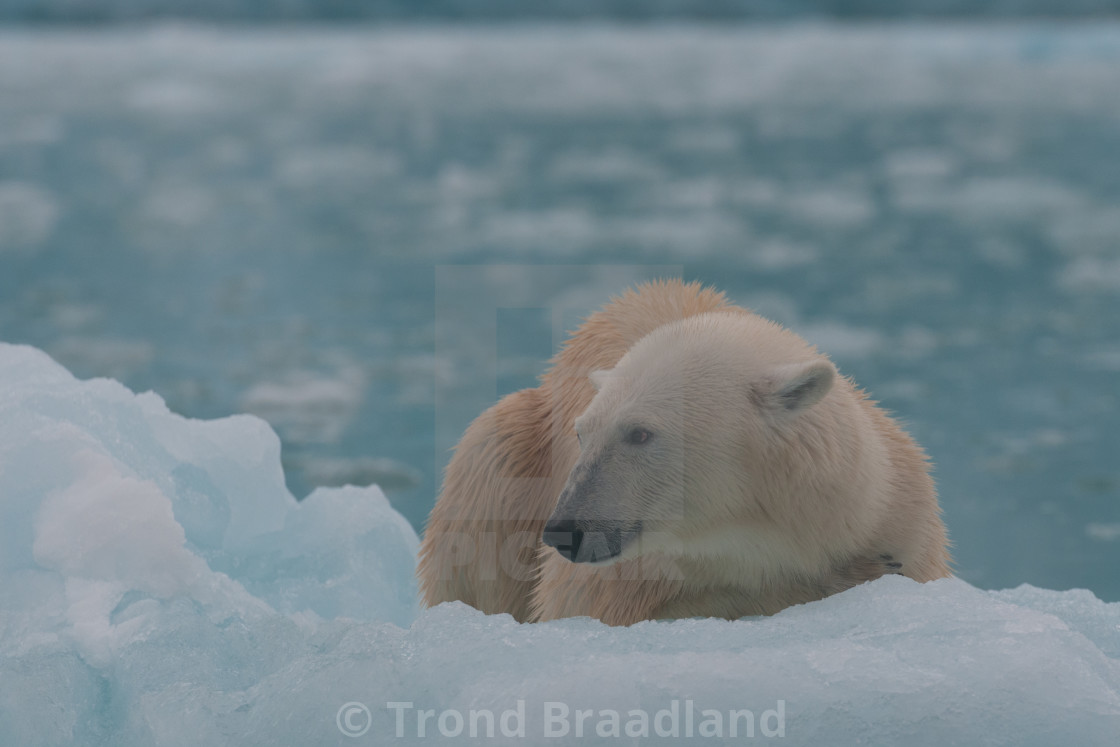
[542,517,642,564]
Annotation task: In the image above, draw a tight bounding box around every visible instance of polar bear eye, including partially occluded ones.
[626,428,651,445]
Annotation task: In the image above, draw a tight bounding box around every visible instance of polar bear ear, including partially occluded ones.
[765,359,836,412]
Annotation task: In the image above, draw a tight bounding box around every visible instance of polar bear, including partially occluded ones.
[417,280,950,625]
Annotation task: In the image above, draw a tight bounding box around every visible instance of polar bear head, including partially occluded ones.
[541,311,845,567]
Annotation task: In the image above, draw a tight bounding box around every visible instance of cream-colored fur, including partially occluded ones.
[417,280,950,625]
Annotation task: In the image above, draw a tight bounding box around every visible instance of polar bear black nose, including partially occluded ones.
[542,518,583,562]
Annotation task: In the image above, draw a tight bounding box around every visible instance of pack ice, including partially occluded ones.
[0,342,1117,746]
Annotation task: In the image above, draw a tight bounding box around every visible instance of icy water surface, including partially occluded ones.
[0,23,1118,599]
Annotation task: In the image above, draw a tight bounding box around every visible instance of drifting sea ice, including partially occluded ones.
[0,341,1118,746]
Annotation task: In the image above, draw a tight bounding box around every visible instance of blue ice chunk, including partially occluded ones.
[1,341,1118,746]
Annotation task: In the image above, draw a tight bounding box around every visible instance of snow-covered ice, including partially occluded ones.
[1,341,1118,745]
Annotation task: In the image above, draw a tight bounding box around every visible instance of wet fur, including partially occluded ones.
[417,280,951,625]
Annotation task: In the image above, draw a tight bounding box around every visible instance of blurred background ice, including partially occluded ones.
[1,1,1118,606]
